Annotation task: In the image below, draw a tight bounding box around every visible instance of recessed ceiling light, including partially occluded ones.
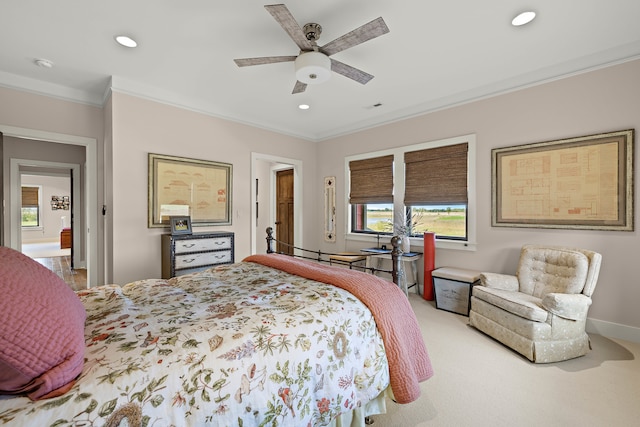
[34,58,54,68]
[115,35,138,48]
[512,11,536,26]
[298,104,310,110]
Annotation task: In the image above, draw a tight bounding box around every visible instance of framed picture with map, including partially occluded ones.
[492,129,634,231]
[148,153,233,228]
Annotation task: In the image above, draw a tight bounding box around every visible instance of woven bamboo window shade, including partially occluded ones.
[349,154,394,204]
[21,186,39,207]
[404,143,468,205]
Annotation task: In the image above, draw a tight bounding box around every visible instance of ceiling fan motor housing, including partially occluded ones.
[295,51,331,85]
[303,23,322,41]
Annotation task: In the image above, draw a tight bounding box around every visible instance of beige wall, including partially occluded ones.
[109,92,318,284]
[317,59,640,334]
[0,86,104,279]
[1,59,639,338]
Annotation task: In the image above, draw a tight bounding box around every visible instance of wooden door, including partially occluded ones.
[276,169,294,255]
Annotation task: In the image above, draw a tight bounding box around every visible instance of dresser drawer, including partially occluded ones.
[174,236,232,254]
[175,249,233,269]
[162,232,234,279]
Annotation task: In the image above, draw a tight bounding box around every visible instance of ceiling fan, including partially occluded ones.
[234,4,389,94]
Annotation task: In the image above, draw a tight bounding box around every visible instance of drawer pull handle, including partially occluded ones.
[214,254,226,259]
[182,243,196,248]
[183,258,196,264]
[214,241,225,246]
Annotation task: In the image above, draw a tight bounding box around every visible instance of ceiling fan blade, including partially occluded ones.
[234,56,297,67]
[320,17,389,56]
[330,59,374,85]
[265,4,314,51]
[292,80,307,94]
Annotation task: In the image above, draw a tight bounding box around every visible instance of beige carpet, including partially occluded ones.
[372,294,640,426]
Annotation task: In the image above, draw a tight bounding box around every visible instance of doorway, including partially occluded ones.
[276,169,294,254]
[19,170,87,290]
[0,125,99,286]
[250,153,303,255]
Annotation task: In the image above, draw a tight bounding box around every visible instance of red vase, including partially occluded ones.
[423,232,436,300]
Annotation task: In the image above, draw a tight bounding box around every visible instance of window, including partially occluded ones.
[404,143,468,239]
[351,203,394,234]
[21,186,41,228]
[349,155,394,235]
[406,205,467,239]
[346,135,476,250]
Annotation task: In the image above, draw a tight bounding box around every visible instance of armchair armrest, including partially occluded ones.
[542,293,592,321]
[479,272,519,291]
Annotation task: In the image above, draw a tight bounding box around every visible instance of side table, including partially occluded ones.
[360,248,423,295]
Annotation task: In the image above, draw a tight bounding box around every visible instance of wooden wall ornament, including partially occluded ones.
[324,177,336,242]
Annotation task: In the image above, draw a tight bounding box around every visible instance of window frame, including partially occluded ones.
[345,134,477,251]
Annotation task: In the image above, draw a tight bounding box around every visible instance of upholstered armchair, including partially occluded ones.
[469,244,602,363]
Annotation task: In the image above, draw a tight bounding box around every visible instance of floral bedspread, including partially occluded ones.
[0,261,390,426]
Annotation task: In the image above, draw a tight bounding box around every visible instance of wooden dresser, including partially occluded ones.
[161,232,234,278]
[60,228,72,249]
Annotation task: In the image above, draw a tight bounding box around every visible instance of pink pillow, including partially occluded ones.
[0,247,86,400]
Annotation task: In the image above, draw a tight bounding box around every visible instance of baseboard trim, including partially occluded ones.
[587,318,640,343]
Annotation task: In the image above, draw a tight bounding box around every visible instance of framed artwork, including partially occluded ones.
[492,129,634,231]
[51,195,70,210]
[170,216,192,235]
[148,153,233,228]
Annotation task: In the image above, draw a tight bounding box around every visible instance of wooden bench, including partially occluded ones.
[328,253,367,271]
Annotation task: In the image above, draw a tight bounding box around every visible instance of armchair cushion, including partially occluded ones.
[472,286,548,323]
[541,293,593,321]
[517,247,589,298]
[479,272,519,291]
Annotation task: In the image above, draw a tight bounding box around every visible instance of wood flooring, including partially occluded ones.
[33,256,87,291]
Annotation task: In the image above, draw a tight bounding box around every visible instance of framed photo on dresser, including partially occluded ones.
[170,216,192,235]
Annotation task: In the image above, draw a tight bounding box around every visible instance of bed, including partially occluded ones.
[0,243,432,426]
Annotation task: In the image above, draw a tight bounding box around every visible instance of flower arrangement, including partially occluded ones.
[385,210,424,237]
[398,210,424,237]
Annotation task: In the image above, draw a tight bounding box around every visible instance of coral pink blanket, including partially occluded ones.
[244,253,434,404]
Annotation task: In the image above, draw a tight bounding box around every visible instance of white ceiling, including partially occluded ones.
[2,1,640,141]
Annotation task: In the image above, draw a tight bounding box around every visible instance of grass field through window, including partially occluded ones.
[366,208,465,238]
[21,208,39,227]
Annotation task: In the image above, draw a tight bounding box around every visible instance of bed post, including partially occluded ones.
[266,227,275,253]
[390,236,407,295]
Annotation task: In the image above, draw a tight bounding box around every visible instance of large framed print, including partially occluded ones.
[492,129,634,231]
[148,153,232,228]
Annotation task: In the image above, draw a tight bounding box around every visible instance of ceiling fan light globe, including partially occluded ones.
[295,52,331,85]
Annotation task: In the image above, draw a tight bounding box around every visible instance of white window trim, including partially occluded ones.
[344,134,477,251]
